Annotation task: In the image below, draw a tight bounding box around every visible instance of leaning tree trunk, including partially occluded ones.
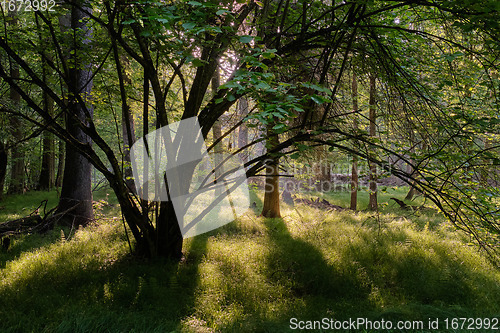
[261,124,281,218]
[368,75,378,211]
[56,3,94,226]
[211,67,224,195]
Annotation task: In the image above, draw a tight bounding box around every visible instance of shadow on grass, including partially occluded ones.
[262,217,371,312]
[0,227,209,332]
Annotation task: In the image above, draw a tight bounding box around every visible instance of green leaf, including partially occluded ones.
[262,49,277,59]
[311,95,323,104]
[188,1,202,6]
[290,152,300,159]
[273,123,285,130]
[255,82,270,90]
[122,19,135,25]
[301,82,330,93]
[192,58,204,67]
[239,35,253,44]
[182,22,196,30]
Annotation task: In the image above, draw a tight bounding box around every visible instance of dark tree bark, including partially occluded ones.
[156,200,183,260]
[261,125,281,218]
[368,75,378,211]
[39,126,56,190]
[56,3,94,225]
[211,67,223,195]
[55,139,64,188]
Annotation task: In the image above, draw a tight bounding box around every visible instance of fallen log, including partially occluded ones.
[0,215,42,235]
[0,202,79,239]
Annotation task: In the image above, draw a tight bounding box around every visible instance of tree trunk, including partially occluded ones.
[211,66,223,195]
[157,200,183,259]
[405,130,417,201]
[56,3,94,226]
[0,141,7,199]
[38,74,56,190]
[37,22,56,191]
[7,12,25,195]
[350,72,359,210]
[55,139,65,188]
[368,75,378,211]
[261,125,281,218]
[238,97,249,163]
[39,127,56,190]
[114,50,136,192]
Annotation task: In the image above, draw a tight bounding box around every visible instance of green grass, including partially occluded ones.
[0,187,499,332]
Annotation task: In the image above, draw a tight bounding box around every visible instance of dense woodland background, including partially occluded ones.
[0,0,499,331]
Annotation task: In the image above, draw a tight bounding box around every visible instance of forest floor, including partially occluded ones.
[0,187,499,332]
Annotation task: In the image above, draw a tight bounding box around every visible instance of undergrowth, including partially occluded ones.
[0,187,498,332]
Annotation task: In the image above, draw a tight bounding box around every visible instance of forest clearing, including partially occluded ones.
[0,187,499,332]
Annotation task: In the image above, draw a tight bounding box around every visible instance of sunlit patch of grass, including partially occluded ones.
[0,222,128,294]
[0,190,59,222]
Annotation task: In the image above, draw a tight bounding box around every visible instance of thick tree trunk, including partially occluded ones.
[56,3,94,226]
[368,75,378,211]
[261,125,281,218]
[350,72,358,210]
[157,200,183,259]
